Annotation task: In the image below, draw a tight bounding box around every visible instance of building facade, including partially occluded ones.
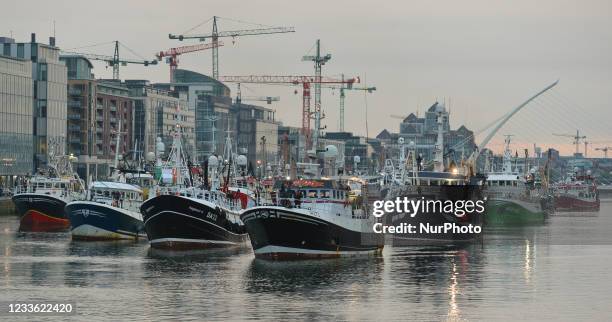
[0,54,34,177]
[126,80,194,160]
[2,34,67,170]
[234,102,279,172]
[155,70,232,162]
[61,55,135,179]
[396,101,475,166]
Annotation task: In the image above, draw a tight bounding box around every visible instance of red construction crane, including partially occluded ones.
[156,42,224,82]
[218,75,358,149]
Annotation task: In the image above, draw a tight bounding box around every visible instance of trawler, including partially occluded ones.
[66,180,146,240]
[140,129,252,249]
[240,147,384,259]
[484,136,550,225]
[383,137,486,245]
[65,121,150,240]
[552,169,600,212]
[12,146,85,232]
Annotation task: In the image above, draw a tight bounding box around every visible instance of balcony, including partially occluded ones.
[68,125,81,131]
[69,137,81,144]
[110,106,117,112]
[68,114,81,120]
[68,88,82,96]
[96,104,104,110]
[68,101,82,108]
[96,127,103,133]
[109,117,117,123]
[96,115,105,122]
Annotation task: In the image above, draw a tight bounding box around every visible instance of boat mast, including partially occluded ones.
[502,134,513,173]
[433,110,445,172]
[113,120,122,171]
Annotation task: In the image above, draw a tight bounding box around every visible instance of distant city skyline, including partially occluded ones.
[3,0,611,156]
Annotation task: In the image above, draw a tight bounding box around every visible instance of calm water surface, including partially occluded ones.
[1,203,612,321]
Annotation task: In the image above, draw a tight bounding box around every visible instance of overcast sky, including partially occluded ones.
[4,0,611,155]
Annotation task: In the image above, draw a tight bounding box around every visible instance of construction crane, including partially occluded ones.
[61,41,157,80]
[595,146,612,158]
[169,16,295,79]
[218,75,359,149]
[323,75,376,132]
[553,130,586,156]
[156,42,223,82]
[586,141,612,157]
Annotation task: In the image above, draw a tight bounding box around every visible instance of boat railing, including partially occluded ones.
[152,186,244,212]
[263,197,370,219]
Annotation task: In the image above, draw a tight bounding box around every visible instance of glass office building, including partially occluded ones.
[0,54,34,176]
[1,34,68,171]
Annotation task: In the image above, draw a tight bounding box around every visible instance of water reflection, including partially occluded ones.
[0,203,611,320]
[245,256,384,295]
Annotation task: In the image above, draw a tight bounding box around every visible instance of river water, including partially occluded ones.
[1,203,612,321]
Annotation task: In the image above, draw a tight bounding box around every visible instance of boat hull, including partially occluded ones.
[485,198,545,226]
[240,207,383,260]
[65,201,145,241]
[140,195,248,250]
[12,194,69,232]
[554,194,600,212]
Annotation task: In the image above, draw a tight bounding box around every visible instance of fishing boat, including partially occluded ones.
[240,177,384,259]
[12,149,85,232]
[553,170,600,212]
[65,181,145,240]
[65,121,151,240]
[484,136,550,225]
[141,129,252,250]
[383,108,486,245]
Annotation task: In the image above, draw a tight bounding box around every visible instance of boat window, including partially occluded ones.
[321,190,331,199]
[333,190,337,199]
[307,190,318,198]
[45,183,52,188]
[104,190,110,197]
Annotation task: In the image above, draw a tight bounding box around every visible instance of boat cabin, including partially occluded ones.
[89,181,143,208]
[18,176,81,197]
[402,171,477,186]
[486,173,522,187]
[271,179,350,208]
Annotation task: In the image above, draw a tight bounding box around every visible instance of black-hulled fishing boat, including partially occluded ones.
[141,130,253,249]
[240,178,384,259]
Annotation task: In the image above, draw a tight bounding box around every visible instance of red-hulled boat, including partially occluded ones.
[553,172,600,212]
[12,154,86,232]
